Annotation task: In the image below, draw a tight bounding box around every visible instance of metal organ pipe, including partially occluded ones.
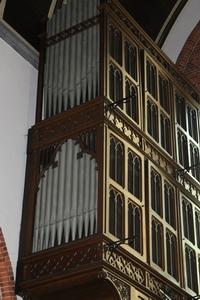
[56,144,66,245]
[43,0,100,118]
[62,1,71,110]
[32,139,98,252]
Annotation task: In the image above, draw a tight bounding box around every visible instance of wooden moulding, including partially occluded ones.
[16,234,189,300]
[46,15,100,47]
[16,234,104,296]
[30,97,105,151]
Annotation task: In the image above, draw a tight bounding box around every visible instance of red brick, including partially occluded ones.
[0,228,17,300]
[177,21,200,93]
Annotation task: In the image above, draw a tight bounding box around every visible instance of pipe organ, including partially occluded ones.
[17,1,200,299]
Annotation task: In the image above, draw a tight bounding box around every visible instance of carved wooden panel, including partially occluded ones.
[177,173,200,203]
[20,240,102,282]
[102,242,188,300]
[30,99,104,150]
[103,249,145,286]
[106,271,131,300]
[143,140,174,176]
[105,108,141,148]
[47,15,100,47]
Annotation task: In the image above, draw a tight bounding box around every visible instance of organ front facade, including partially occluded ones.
[16,0,200,299]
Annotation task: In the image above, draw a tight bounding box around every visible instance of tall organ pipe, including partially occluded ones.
[56,145,66,245]
[63,1,71,110]
[43,0,100,119]
[33,139,98,252]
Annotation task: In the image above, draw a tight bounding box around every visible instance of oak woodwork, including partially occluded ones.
[17,0,200,299]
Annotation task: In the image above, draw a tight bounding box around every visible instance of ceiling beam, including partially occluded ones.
[156,0,188,47]
[48,0,58,19]
[0,0,7,19]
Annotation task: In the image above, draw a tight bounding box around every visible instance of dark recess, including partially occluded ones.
[3,0,180,49]
[4,0,52,49]
[119,0,177,40]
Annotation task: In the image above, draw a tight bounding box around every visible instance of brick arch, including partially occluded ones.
[176,21,200,92]
[0,228,16,300]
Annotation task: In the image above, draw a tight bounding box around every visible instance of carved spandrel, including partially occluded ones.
[76,129,97,158]
[105,271,131,300]
[36,129,97,185]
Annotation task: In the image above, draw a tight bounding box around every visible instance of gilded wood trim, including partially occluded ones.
[179,193,200,294]
[105,105,200,208]
[101,0,200,104]
[148,161,180,285]
[107,17,141,129]
[105,128,147,262]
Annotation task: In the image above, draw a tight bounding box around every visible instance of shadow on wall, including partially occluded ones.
[0,228,16,300]
[176,21,200,92]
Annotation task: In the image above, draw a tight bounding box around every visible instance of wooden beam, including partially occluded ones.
[0,0,7,19]
[48,0,58,19]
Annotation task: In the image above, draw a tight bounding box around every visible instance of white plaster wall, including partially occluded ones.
[0,38,38,281]
[162,0,200,62]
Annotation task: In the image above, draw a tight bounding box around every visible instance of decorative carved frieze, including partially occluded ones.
[105,109,142,148]
[143,140,174,176]
[177,174,200,203]
[18,239,189,300]
[103,249,145,285]
[146,272,187,300]
[46,15,100,47]
[103,246,188,300]
[21,242,102,281]
[30,100,104,150]
[146,272,163,298]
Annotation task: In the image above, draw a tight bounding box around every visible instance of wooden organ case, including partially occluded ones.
[16,1,200,299]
